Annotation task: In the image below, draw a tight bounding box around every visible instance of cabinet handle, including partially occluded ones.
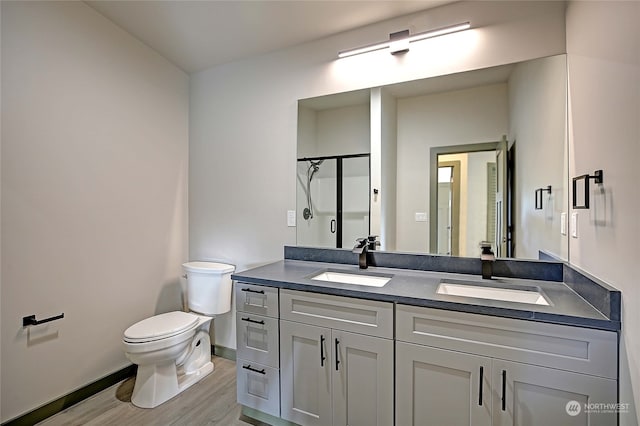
[241,288,265,294]
[335,338,340,371]
[320,335,326,367]
[501,370,507,411]
[242,364,266,375]
[241,317,265,325]
[478,366,484,406]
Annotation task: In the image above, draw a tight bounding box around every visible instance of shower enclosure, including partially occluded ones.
[296,154,370,248]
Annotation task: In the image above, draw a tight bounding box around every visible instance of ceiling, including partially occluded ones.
[86,1,456,73]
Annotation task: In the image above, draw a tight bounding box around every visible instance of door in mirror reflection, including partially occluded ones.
[437,163,459,256]
[433,144,506,258]
[296,155,370,248]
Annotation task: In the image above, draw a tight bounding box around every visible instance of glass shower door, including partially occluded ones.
[296,154,370,249]
[296,159,337,248]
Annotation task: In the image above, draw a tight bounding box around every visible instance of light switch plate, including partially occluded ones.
[415,212,428,222]
[560,212,567,235]
[287,210,296,227]
[571,212,578,238]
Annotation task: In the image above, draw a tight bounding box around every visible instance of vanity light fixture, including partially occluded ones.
[338,21,471,58]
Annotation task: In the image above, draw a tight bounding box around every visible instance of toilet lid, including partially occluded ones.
[124,311,199,343]
[182,261,235,274]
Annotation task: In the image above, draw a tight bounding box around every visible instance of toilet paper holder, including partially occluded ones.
[22,313,64,327]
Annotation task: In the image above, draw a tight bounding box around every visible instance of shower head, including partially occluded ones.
[307,159,324,182]
[304,159,324,220]
[310,159,323,171]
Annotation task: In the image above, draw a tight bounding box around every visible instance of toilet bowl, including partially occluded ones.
[123,261,234,408]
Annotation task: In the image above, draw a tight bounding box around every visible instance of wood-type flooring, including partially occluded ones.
[37,356,254,426]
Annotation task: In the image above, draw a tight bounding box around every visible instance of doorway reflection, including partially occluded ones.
[437,163,459,256]
[432,143,504,258]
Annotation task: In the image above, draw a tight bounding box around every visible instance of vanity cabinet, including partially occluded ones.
[491,359,617,426]
[396,342,492,426]
[279,289,394,426]
[396,304,618,426]
[235,283,280,417]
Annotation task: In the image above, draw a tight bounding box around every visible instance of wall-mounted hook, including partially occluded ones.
[535,185,552,210]
[572,170,603,209]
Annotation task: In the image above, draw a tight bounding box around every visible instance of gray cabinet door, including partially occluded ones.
[492,359,618,426]
[331,330,393,426]
[396,342,492,426]
[280,320,332,426]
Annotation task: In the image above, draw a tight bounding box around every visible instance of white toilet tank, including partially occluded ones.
[182,261,235,315]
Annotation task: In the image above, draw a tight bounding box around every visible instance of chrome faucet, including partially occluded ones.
[480,242,495,279]
[353,238,369,269]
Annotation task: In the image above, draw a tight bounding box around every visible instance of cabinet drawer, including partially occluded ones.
[280,289,393,339]
[396,304,617,379]
[236,361,280,418]
[236,313,279,368]
[235,282,278,317]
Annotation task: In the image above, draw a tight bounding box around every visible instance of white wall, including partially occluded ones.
[316,105,370,157]
[1,2,189,421]
[566,2,639,424]
[0,3,3,420]
[190,0,566,350]
[380,88,398,251]
[396,83,509,253]
[370,88,384,247]
[509,55,568,260]
[296,106,317,159]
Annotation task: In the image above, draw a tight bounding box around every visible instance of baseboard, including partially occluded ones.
[213,344,236,361]
[1,365,136,426]
[241,406,298,426]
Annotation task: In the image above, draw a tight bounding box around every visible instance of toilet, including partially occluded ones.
[123,261,235,408]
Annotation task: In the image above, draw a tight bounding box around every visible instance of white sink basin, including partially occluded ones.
[437,282,550,306]
[311,271,392,287]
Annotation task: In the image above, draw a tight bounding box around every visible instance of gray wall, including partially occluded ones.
[1,2,189,421]
[566,2,639,424]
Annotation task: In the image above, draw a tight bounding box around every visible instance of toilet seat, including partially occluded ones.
[124,311,199,344]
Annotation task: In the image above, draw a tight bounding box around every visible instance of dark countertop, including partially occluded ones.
[232,259,619,332]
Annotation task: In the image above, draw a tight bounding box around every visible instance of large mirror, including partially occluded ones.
[297,54,568,261]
